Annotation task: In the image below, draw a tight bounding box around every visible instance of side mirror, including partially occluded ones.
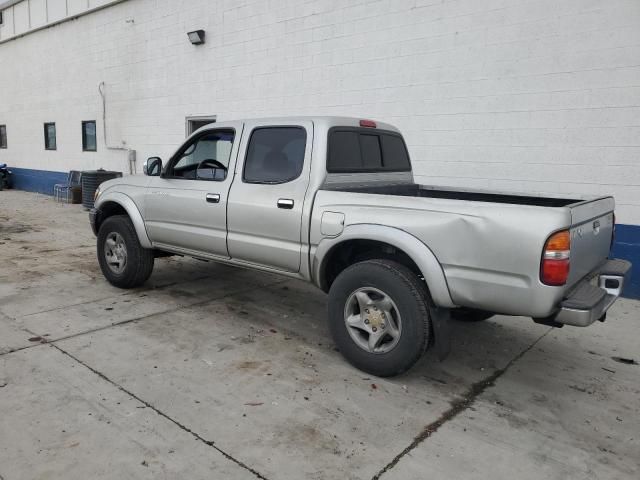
[143,157,162,176]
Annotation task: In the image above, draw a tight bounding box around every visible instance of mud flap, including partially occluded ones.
[429,305,452,361]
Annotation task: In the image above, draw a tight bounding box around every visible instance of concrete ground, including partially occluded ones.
[0,190,638,480]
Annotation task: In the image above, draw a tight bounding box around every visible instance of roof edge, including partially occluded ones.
[0,0,23,11]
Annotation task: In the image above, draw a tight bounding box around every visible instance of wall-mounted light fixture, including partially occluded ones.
[187,30,206,45]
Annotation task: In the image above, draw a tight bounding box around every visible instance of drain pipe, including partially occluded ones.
[99,81,137,174]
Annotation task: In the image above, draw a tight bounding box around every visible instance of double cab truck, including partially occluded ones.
[90,117,631,377]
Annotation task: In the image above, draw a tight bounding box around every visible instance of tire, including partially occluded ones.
[328,259,431,377]
[451,308,494,322]
[97,214,154,289]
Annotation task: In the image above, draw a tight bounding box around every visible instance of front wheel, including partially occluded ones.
[97,214,154,288]
[328,259,431,377]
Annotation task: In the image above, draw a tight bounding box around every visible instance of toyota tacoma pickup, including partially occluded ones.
[90,117,631,377]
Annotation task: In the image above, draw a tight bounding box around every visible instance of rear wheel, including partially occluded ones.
[328,259,430,377]
[97,215,154,288]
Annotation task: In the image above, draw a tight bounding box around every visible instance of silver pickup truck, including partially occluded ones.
[90,117,631,377]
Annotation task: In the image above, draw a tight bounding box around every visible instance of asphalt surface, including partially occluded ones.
[1,190,639,479]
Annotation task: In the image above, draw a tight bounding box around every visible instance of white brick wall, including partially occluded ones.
[1,0,639,223]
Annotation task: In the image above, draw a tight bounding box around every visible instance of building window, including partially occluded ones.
[44,123,57,150]
[0,125,6,149]
[82,121,97,151]
[186,115,217,136]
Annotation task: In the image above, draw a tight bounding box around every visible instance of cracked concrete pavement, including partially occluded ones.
[1,190,639,479]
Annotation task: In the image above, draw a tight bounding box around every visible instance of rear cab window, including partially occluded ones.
[327,127,411,173]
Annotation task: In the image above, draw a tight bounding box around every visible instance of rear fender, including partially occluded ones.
[313,224,455,308]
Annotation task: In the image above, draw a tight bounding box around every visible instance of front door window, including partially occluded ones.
[166,130,234,181]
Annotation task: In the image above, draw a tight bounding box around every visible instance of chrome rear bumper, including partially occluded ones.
[551,259,631,327]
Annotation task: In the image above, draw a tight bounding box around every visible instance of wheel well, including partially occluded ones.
[320,239,423,292]
[97,201,128,231]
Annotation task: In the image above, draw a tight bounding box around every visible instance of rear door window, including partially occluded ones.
[243,127,307,184]
[327,128,410,173]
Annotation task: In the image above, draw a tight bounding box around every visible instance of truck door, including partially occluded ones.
[226,120,313,272]
[144,123,243,257]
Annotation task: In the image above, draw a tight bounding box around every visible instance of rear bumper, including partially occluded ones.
[547,259,631,327]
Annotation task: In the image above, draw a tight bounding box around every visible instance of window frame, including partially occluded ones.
[0,124,6,149]
[326,127,412,174]
[242,125,308,185]
[163,127,236,181]
[82,120,97,152]
[44,122,57,151]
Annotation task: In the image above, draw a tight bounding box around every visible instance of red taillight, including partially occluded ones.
[359,119,377,128]
[541,230,570,286]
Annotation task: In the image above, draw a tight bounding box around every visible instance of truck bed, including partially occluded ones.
[323,183,580,208]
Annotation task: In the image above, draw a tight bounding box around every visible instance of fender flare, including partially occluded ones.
[95,192,152,249]
[313,224,455,308]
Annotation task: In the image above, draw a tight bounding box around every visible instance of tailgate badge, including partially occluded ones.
[593,220,600,235]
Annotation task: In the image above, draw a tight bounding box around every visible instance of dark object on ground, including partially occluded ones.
[611,356,638,365]
[451,308,495,322]
[0,163,13,190]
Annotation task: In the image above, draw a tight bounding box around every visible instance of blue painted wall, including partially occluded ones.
[9,167,68,195]
[611,224,640,299]
[5,166,638,299]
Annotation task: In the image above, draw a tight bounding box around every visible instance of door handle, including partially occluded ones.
[206,193,220,204]
[277,198,294,209]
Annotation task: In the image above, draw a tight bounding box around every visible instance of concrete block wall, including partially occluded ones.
[0,0,639,296]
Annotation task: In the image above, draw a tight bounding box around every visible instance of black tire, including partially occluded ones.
[451,308,494,322]
[97,214,154,288]
[328,259,431,377]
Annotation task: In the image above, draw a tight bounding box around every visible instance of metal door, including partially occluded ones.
[226,120,313,272]
[144,123,243,256]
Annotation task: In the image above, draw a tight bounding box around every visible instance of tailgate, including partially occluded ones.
[568,197,615,286]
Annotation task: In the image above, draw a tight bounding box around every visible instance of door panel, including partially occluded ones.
[145,179,228,255]
[227,121,313,272]
[144,123,243,257]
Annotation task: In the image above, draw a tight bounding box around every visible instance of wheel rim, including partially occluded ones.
[104,232,127,274]
[344,287,402,354]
